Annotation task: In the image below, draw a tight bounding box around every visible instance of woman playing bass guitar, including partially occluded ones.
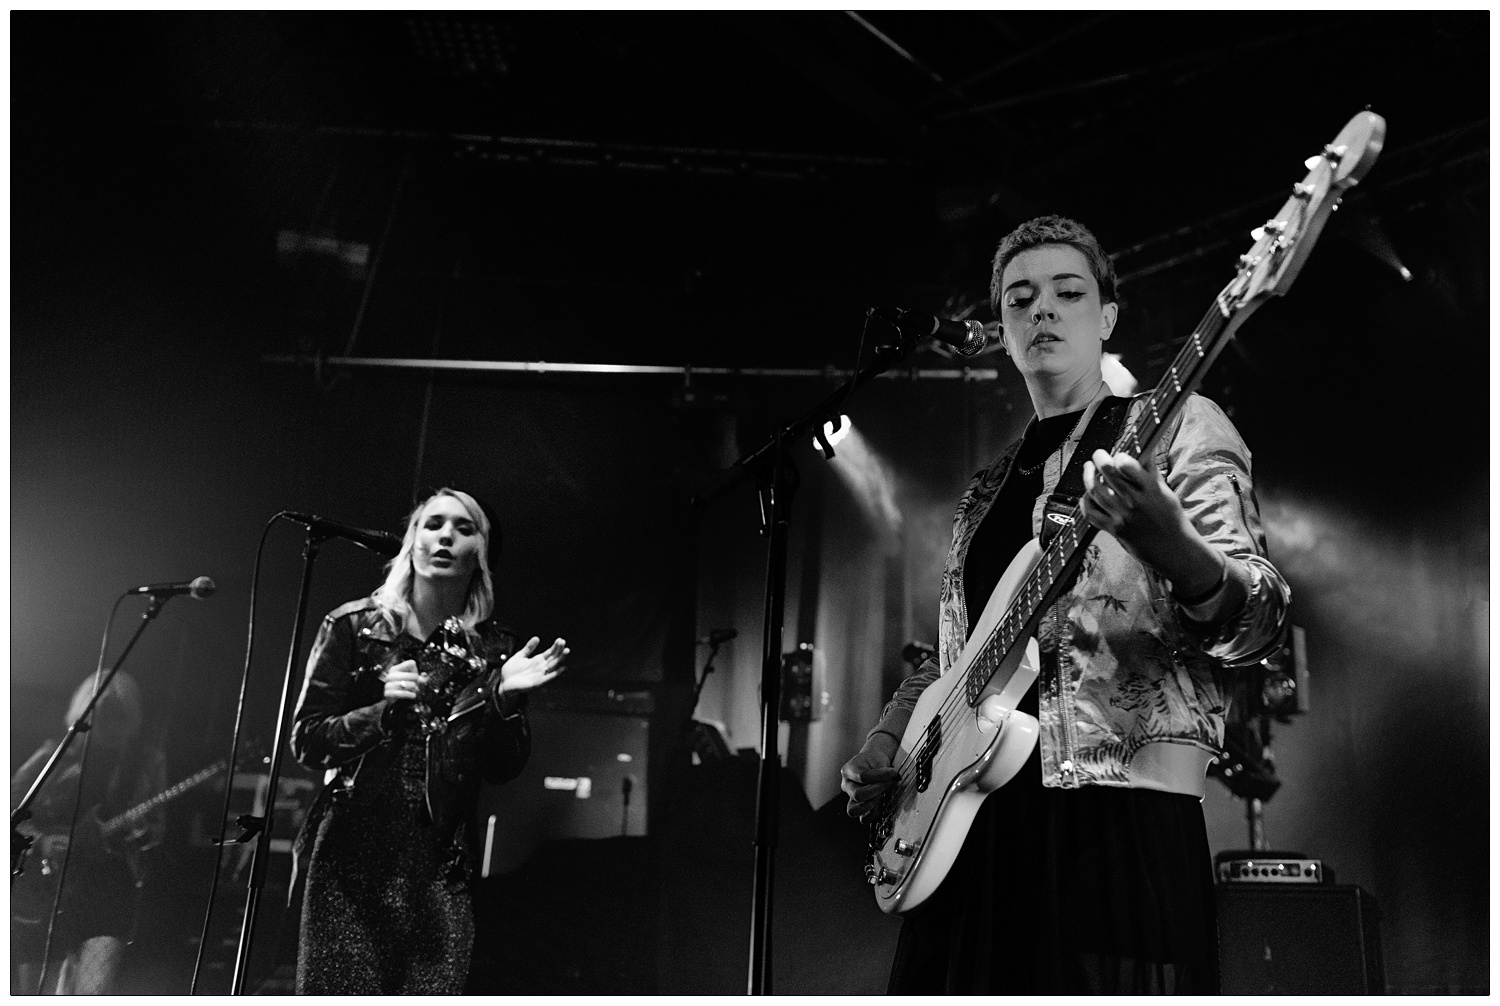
[840,216,1291,994]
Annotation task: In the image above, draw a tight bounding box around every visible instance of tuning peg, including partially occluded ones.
[1292,182,1316,200]
[1303,144,1347,170]
[1250,220,1286,242]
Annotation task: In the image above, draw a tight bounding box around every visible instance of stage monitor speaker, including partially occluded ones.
[475,687,653,876]
[1217,884,1384,994]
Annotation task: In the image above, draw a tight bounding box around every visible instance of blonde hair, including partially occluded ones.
[67,671,143,737]
[371,488,495,640]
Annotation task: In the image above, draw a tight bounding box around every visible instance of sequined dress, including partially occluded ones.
[291,607,530,995]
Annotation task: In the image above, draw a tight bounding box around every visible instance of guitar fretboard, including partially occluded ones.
[102,761,226,834]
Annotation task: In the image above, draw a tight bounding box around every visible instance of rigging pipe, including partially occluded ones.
[262,354,1004,381]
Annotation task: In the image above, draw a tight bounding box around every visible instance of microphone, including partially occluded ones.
[128,576,216,599]
[281,512,403,558]
[697,628,738,646]
[888,309,993,357]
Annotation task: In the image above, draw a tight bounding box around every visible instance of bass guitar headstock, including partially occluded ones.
[1221,111,1385,314]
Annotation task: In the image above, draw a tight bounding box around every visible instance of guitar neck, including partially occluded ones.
[962,289,1253,708]
[101,761,225,834]
[1116,290,1243,464]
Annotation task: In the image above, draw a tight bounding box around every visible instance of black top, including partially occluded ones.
[962,408,1085,644]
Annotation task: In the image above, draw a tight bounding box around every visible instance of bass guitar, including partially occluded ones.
[866,110,1385,915]
[13,759,227,926]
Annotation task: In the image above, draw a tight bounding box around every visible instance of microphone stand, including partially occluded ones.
[11,593,167,880]
[228,526,332,995]
[693,315,931,995]
[689,638,726,719]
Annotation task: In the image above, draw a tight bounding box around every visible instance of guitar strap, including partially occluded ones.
[1039,395,1132,548]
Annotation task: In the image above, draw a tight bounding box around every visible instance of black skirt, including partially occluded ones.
[886,741,1219,994]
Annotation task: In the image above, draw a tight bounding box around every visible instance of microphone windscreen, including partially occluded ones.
[190,576,217,600]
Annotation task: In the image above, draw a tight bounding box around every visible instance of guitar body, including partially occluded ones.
[10,811,137,928]
[869,540,1044,915]
[12,759,226,928]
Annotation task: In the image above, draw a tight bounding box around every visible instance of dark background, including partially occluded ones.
[10,12,1487,994]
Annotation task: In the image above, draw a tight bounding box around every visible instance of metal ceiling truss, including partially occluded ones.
[263,353,1006,383]
[211,120,906,182]
[1112,120,1488,286]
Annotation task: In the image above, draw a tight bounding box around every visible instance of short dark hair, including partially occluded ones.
[989,215,1117,312]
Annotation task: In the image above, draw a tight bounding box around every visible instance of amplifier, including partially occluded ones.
[476,687,656,876]
[527,686,655,716]
[1218,857,1324,884]
[1217,884,1384,993]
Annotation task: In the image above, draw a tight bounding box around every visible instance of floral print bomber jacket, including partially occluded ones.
[872,391,1291,796]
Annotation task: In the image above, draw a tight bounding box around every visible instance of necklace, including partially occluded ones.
[1015,411,1086,476]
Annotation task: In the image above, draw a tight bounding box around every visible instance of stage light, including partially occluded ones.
[823,415,851,447]
[1250,626,1309,721]
[1346,210,1414,283]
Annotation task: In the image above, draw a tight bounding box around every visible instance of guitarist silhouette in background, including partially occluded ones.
[841,216,1290,993]
[11,671,167,994]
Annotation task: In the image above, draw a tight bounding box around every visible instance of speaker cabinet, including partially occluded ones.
[475,688,653,876]
[1217,884,1384,993]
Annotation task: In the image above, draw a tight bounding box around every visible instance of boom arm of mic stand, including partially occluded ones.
[692,332,923,510]
[689,323,925,994]
[690,642,723,717]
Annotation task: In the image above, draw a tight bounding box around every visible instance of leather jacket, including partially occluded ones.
[288,598,531,891]
[873,391,1291,796]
